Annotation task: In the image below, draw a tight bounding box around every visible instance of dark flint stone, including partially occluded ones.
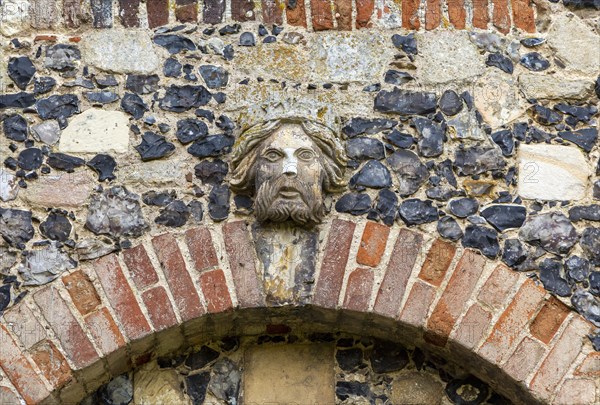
[336,381,371,401]
[216,115,235,134]
[189,200,204,222]
[562,0,600,9]
[413,117,444,157]
[342,118,397,137]
[346,137,385,160]
[4,157,18,171]
[96,374,133,405]
[521,38,546,47]
[569,204,600,221]
[336,348,363,371]
[580,227,600,265]
[143,190,176,207]
[219,24,241,35]
[187,135,234,158]
[531,105,562,125]
[502,238,527,267]
[349,160,392,189]
[153,34,196,54]
[335,193,371,215]
[554,103,597,123]
[375,189,397,226]
[208,184,230,221]
[125,75,160,94]
[164,58,182,77]
[186,372,211,405]
[17,148,43,171]
[0,208,35,248]
[384,70,414,85]
[262,35,276,43]
[135,132,175,161]
[385,129,414,148]
[155,200,190,227]
[40,211,72,241]
[486,53,514,74]
[461,91,474,110]
[491,129,514,156]
[63,77,94,89]
[8,56,36,90]
[36,94,80,129]
[386,150,429,197]
[240,32,255,46]
[214,92,226,103]
[3,115,28,142]
[565,256,591,283]
[596,76,600,98]
[85,91,119,104]
[374,88,436,115]
[436,159,457,188]
[425,186,462,201]
[398,199,438,225]
[468,215,488,225]
[195,109,215,122]
[159,85,211,112]
[391,33,417,54]
[0,284,10,314]
[94,75,118,88]
[454,146,505,176]
[437,216,463,241]
[223,44,234,61]
[520,52,550,71]
[87,154,117,181]
[208,359,241,404]
[194,160,228,185]
[234,195,253,212]
[481,204,527,231]
[369,340,408,373]
[45,44,80,71]
[121,93,148,119]
[590,272,600,296]
[258,24,268,36]
[527,126,553,142]
[185,345,220,369]
[199,65,229,89]
[363,83,380,92]
[34,77,57,94]
[572,290,600,326]
[594,181,600,200]
[540,259,571,296]
[462,225,500,258]
[0,92,33,109]
[559,128,597,152]
[519,212,578,255]
[272,25,284,35]
[176,119,209,144]
[46,153,85,172]
[445,376,489,405]
[448,198,479,218]
[438,90,463,116]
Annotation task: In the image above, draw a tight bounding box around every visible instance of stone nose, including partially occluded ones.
[282,148,298,177]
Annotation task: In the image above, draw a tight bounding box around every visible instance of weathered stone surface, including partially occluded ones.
[387,150,429,196]
[60,109,130,154]
[474,71,527,129]
[0,208,34,248]
[21,170,96,208]
[519,74,595,101]
[375,88,437,115]
[462,225,500,258]
[0,169,18,202]
[31,120,61,145]
[547,14,600,75]
[82,29,160,74]
[133,367,186,404]
[75,238,116,261]
[86,186,148,238]
[391,372,444,405]
[519,212,578,255]
[454,146,505,176]
[580,227,600,265]
[0,0,29,36]
[19,242,77,286]
[45,45,81,72]
[517,144,589,201]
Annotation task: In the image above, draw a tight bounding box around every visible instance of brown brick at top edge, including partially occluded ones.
[30,340,72,389]
[356,222,391,268]
[119,0,141,27]
[147,0,170,28]
[511,0,535,32]
[472,0,490,29]
[313,219,356,308]
[492,0,511,34]
[176,0,199,23]
[232,0,256,21]
[185,227,219,272]
[262,0,284,25]
[286,0,307,27]
[418,239,456,287]
[204,0,226,23]
[425,0,441,30]
[311,0,334,31]
[63,0,84,28]
[62,270,102,316]
[356,0,375,28]
[447,0,466,29]
[334,0,353,30]
[529,296,571,344]
[402,0,420,29]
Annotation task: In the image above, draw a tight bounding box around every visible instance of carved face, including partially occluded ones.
[254,123,326,225]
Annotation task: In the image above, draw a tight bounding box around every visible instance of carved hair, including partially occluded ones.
[230,118,347,193]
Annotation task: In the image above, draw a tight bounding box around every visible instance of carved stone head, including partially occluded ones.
[230,118,347,226]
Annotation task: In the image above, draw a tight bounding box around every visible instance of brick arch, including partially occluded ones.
[0,219,597,404]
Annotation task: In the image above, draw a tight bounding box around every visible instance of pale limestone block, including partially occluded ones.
[59,109,130,154]
[474,71,527,129]
[547,14,600,76]
[519,74,595,101]
[133,367,186,405]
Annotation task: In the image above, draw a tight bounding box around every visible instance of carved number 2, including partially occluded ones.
[522,162,539,184]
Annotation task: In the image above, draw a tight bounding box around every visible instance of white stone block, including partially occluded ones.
[59,109,130,154]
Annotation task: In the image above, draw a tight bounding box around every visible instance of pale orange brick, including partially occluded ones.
[502,336,546,382]
[529,296,570,344]
[451,303,493,350]
[2,304,46,350]
[554,378,597,405]
[85,307,126,355]
[398,280,436,328]
[142,286,179,331]
[30,340,72,389]
[343,268,374,312]
[356,222,390,267]
[418,239,456,287]
[477,264,519,311]
[62,270,101,316]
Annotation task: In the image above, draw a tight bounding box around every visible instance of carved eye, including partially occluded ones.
[297,150,315,161]
[263,150,282,162]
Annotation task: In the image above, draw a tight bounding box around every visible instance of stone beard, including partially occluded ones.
[230,118,347,226]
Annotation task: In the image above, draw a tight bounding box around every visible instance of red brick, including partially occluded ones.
[142,286,179,331]
[0,325,51,404]
[311,0,334,30]
[477,264,519,311]
[34,35,57,42]
[185,227,219,272]
[373,229,423,318]
[313,219,355,308]
[511,0,535,32]
[262,0,284,24]
[33,286,99,369]
[147,0,169,28]
[425,0,441,30]
[3,304,46,350]
[402,0,420,29]
[399,280,436,328]
[69,36,82,43]
[502,336,546,382]
[529,297,571,344]
[152,234,204,321]
[119,0,140,27]
[356,222,390,267]
[472,0,489,29]
[451,303,492,350]
[266,324,291,334]
[425,250,486,347]
[122,244,159,290]
[30,340,72,389]
[418,239,456,287]
[232,0,256,21]
[176,0,198,22]
[343,268,374,312]
[203,0,226,23]
[30,0,56,29]
[93,254,152,340]
[200,269,234,313]
[85,307,126,355]
[286,0,307,27]
[478,279,547,364]
[447,0,466,29]
[91,0,113,28]
[492,0,511,34]
[223,221,264,308]
[62,270,101,316]
[334,0,352,30]
[530,316,593,401]
[356,0,374,28]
